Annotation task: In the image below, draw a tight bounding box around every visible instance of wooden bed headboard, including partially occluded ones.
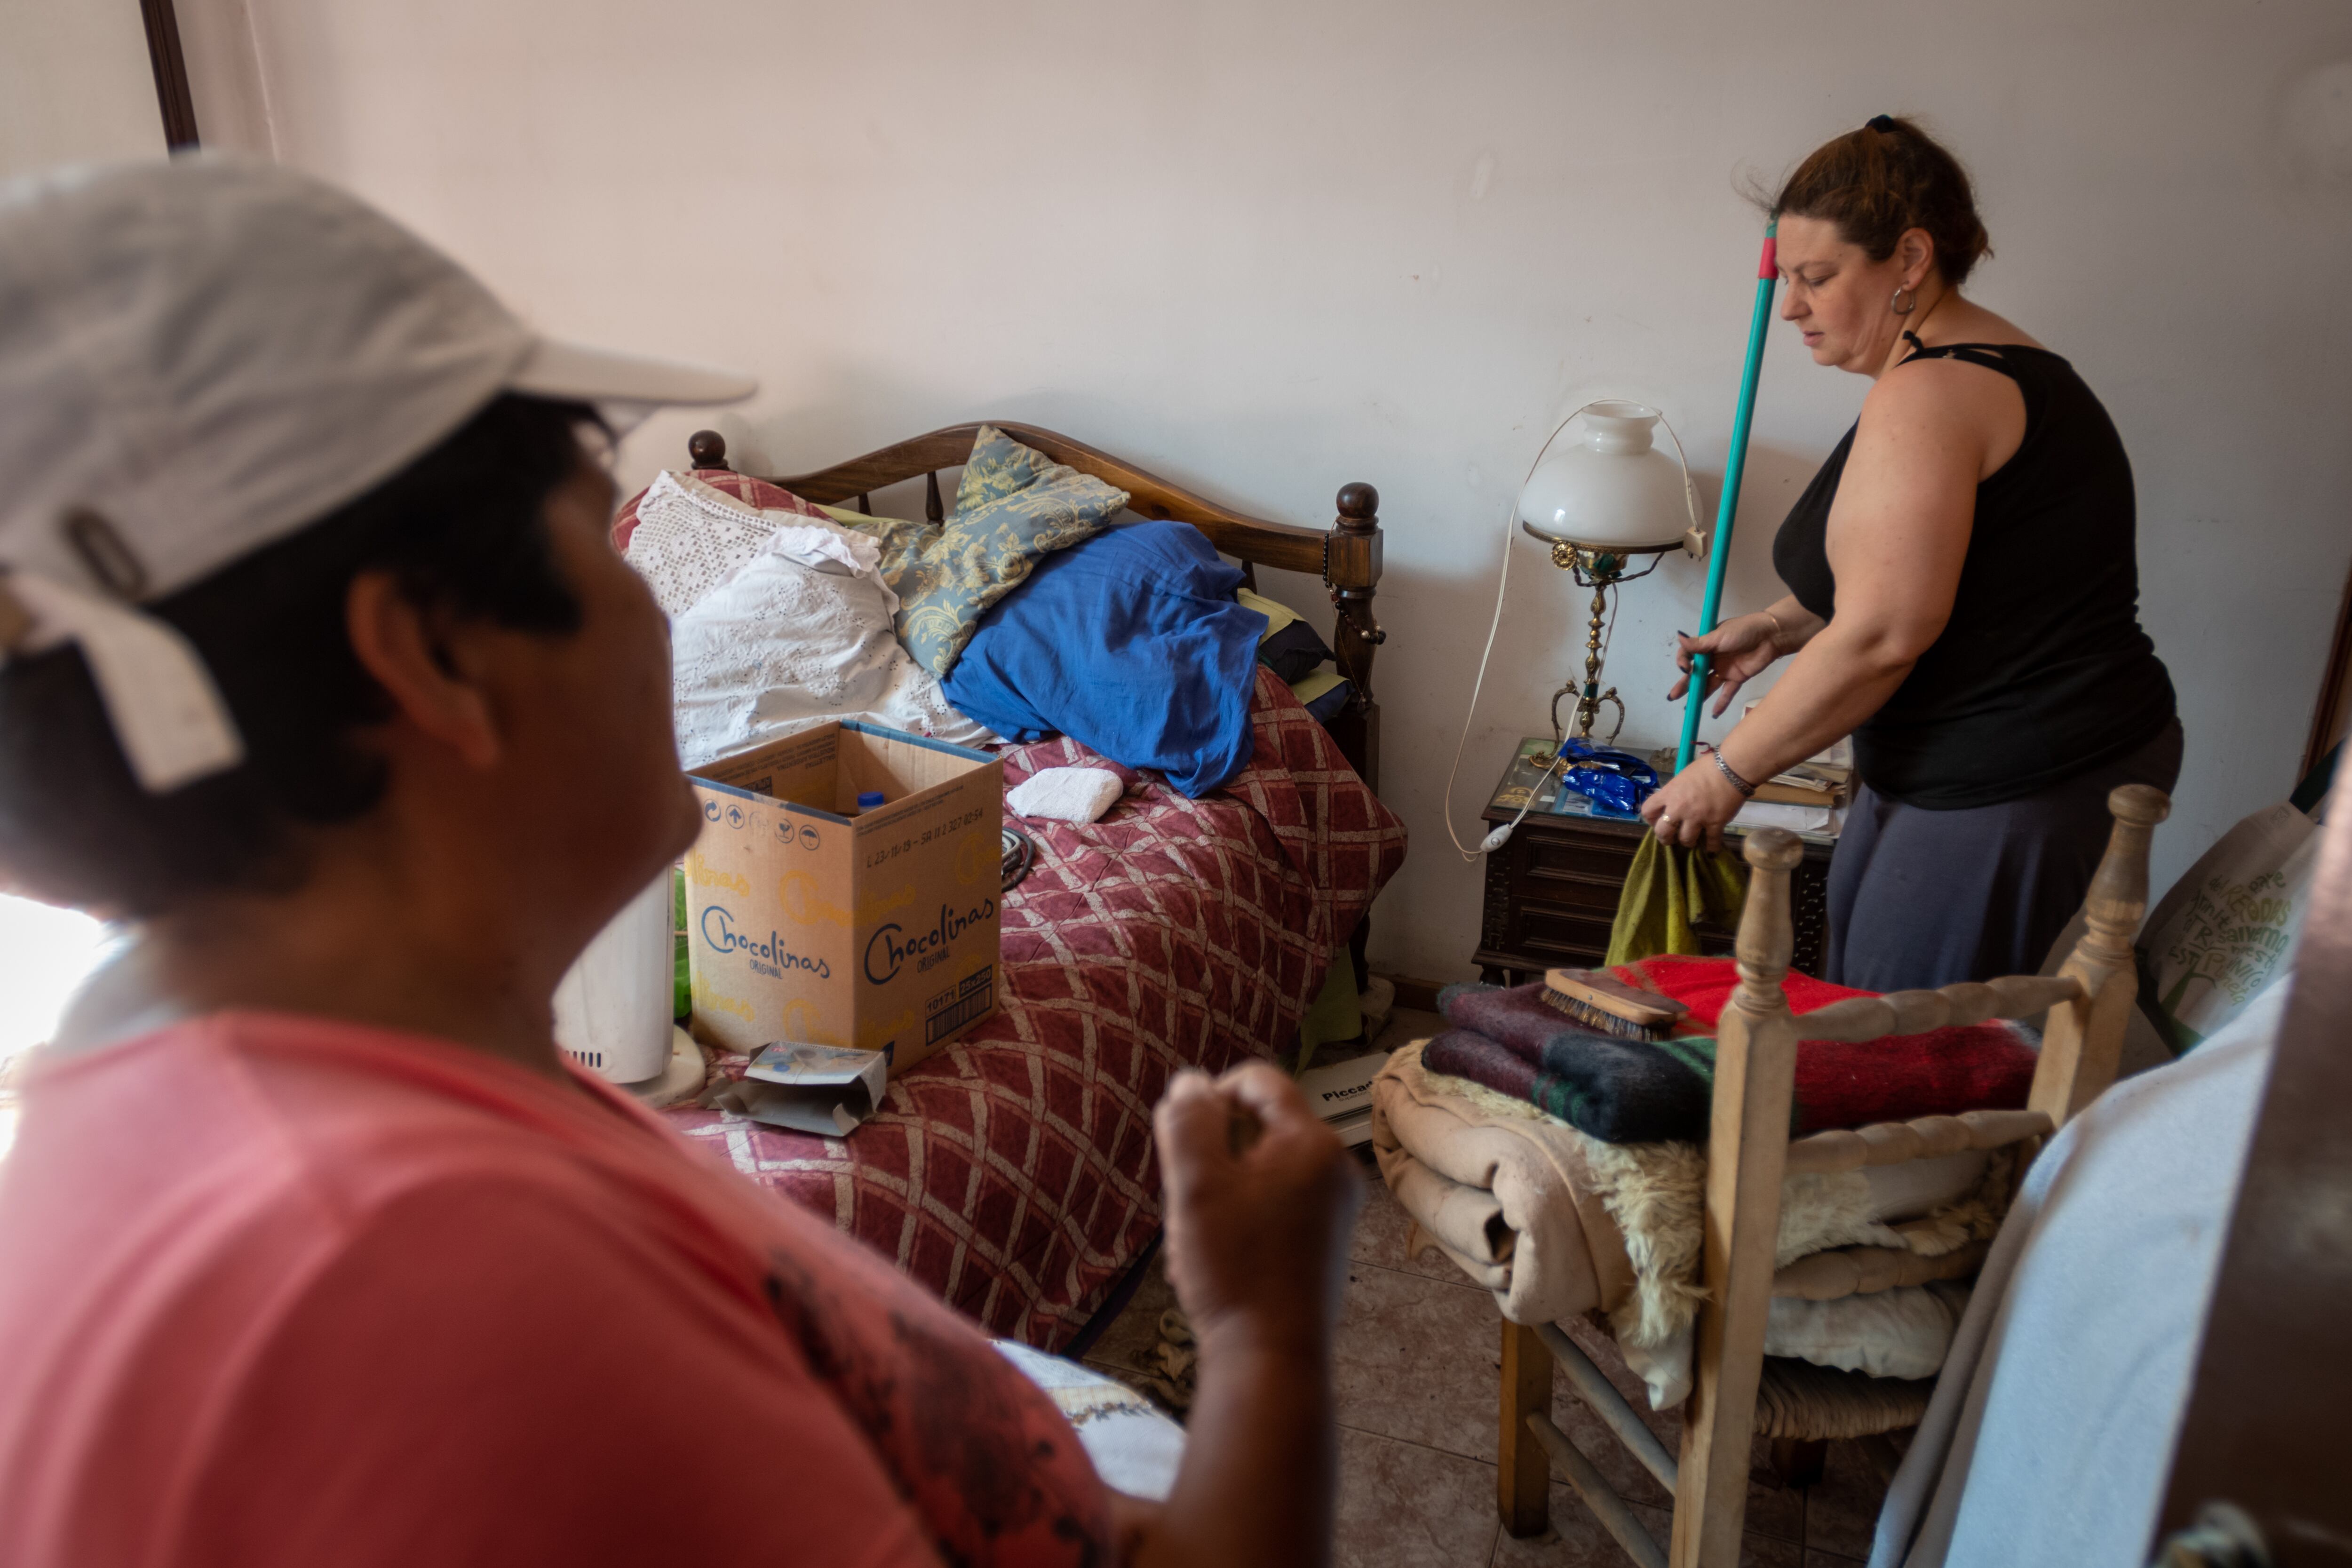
[682,424,1388,792]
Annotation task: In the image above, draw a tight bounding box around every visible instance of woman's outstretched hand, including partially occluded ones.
[1154,1063,1361,1355]
[1668,613,1786,717]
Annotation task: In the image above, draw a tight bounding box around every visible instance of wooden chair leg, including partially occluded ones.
[1855,1433,1904,1488]
[1767,1437,1826,1489]
[1500,1317,1553,1537]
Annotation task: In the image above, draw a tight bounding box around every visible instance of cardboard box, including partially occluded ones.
[683,721,1002,1073]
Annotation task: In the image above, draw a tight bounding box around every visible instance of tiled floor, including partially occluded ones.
[1081,1008,1895,1568]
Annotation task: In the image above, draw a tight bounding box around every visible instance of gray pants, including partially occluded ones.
[1826,719,2184,992]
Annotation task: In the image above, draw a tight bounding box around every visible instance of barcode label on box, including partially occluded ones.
[925,967,994,1045]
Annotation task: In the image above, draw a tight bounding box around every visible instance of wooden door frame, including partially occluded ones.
[138,0,200,150]
[2152,751,2352,1559]
[2302,561,2352,781]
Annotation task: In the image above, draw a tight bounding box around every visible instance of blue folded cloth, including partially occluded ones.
[1303,677,1353,725]
[1258,619,1333,683]
[942,521,1263,796]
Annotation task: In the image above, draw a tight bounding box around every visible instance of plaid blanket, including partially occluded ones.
[662,669,1405,1348]
[1427,956,2039,1143]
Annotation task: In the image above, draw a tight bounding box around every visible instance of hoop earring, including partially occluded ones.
[1891,285,1917,317]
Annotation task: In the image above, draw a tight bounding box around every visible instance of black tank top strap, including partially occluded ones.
[1897,332,2026,377]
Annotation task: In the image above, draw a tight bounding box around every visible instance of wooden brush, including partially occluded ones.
[1541,968,1688,1041]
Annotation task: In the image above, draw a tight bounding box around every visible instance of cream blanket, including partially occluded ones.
[1372,1040,2004,1405]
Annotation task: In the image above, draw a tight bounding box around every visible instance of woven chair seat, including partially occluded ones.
[1751,1355,1935,1441]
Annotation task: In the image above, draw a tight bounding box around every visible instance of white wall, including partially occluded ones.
[179,0,2352,979]
[0,0,164,177]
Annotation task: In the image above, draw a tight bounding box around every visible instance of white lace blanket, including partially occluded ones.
[629,471,993,766]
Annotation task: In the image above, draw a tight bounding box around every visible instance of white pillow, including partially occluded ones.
[625,469,841,619]
[669,521,993,769]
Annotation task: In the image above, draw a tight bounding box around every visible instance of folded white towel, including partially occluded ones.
[1006,766,1125,824]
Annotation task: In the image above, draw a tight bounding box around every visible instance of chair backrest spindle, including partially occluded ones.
[1730,829,1801,1009]
[2029,784,2169,1123]
[1674,828,1805,1568]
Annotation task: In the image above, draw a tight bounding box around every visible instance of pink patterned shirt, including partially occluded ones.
[0,1012,1110,1567]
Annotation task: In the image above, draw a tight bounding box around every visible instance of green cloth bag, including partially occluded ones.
[1604,834,1748,967]
[1293,946,1363,1074]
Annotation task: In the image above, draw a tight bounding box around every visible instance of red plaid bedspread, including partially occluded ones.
[660,669,1406,1348]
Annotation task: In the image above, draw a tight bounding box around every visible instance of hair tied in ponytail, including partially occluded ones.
[1770,116,1993,287]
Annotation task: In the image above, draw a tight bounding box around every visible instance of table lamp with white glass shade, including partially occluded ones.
[1515,401,1699,742]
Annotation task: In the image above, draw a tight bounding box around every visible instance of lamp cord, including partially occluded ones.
[1439,403,1704,862]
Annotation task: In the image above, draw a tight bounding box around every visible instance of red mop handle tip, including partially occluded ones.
[1757,234,1778,279]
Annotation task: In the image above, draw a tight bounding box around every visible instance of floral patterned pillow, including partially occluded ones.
[615,428,1128,678]
[844,425,1128,678]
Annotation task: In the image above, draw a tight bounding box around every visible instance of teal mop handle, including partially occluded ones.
[1677,222,1780,772]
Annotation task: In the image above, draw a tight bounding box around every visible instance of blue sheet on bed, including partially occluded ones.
[941,520,1263,796]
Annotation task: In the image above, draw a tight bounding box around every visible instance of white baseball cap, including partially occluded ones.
[0,154,755,792]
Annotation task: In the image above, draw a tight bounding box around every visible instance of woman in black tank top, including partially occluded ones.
[1642,118,2178,989]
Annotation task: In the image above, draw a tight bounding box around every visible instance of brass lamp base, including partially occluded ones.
[1520,523,1676,746]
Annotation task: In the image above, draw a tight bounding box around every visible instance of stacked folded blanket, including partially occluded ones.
[1425,955,2039,1144]
[1377,955,2036,1406]
[1372,1035,2014,1406]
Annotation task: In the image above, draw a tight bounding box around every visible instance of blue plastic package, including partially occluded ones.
[1554,737,1658,817]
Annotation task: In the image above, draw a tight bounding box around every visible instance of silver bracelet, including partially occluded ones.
[1713,749,1757,797]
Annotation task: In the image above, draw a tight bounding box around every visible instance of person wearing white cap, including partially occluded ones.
[0,158,1357,1568]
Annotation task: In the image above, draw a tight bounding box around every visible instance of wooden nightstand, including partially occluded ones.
[1472,804,1835,983]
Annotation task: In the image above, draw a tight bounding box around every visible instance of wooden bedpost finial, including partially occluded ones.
[1325,484,1383,599]
[687,430,729,470]
[1323,480,1386,792]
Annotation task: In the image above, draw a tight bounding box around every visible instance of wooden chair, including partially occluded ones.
[1496,784,2171,1568]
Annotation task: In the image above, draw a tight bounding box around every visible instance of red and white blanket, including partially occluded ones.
[661,669,1406,1349]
